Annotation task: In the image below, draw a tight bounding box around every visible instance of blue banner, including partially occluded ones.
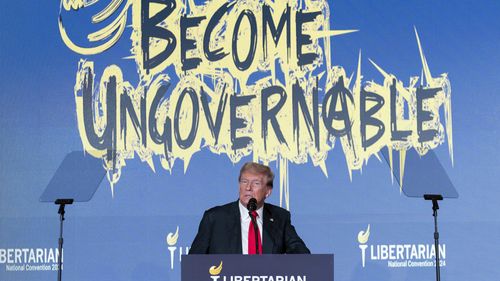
[1,1,499,281]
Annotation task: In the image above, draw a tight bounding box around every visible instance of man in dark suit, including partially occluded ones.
[189,162,310,254]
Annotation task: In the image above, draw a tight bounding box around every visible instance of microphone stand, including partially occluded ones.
[55,199,73,281]
[424,194,442,281]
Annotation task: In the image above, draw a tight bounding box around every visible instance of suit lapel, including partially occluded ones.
[262,204,276,254]
[229,201,243,254]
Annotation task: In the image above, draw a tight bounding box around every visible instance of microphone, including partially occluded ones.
[247,198,257,212]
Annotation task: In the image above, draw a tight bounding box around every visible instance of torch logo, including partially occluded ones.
[357,224,370,267]
[209,261,223,281]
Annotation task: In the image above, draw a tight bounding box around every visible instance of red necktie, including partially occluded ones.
[248,211,262,255]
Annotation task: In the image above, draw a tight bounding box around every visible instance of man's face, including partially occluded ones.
[238,171,272,209]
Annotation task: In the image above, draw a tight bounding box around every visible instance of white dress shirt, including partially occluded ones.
[239,201,263,254]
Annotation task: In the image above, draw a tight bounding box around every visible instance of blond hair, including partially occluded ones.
[239,162,274,188]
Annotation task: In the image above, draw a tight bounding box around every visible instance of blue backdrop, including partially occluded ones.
[1,1,499,281]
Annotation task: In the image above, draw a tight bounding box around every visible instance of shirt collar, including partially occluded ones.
[238,200,263,220]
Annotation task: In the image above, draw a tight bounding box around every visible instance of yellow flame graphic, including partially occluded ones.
[209,261,223,276]
[59,0,131,55]
[69,0,453,212]
[357,224,370,244]
[166,226,179,246]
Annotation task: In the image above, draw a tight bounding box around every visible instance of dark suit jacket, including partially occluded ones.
[189,201,310,254]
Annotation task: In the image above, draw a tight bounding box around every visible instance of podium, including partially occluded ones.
[182,255,333,281]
